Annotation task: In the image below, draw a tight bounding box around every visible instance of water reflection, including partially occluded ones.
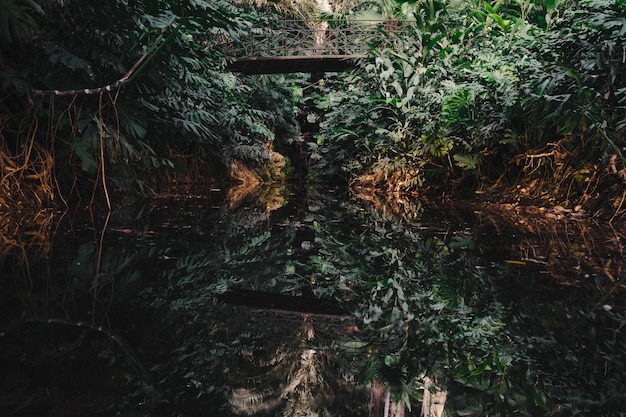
[1,186,625,416]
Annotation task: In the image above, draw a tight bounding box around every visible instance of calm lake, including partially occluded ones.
[1,183,625,417]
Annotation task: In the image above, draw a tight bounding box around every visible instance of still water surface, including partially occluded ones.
[1,186,625,416]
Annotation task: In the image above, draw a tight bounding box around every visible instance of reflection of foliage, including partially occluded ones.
[0,139,55,265]
[228,316,369,417]
[0,205,53,268]
[308,196,513,412]
[0,320,151,417]
[471,204,626,289]
[2,188,626,416]
[306,194,626,416]
[506,291,626,415]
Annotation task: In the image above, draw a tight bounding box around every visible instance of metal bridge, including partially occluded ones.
[224,20,410,74]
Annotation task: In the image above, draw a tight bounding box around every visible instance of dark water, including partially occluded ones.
[1,186,625,417]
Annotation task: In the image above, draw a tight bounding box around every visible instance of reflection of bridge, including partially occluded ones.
[225,20,410,74]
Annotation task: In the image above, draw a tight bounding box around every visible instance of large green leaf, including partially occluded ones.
[72,138,98,175]
[0,0,41,42]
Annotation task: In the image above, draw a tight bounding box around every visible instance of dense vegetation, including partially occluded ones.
[2,1,626,415]
[0,0,300,208]
[1,0,625,219]
[309,0,626,221]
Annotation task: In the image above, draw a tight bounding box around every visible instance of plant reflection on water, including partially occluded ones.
[1,186,625,417]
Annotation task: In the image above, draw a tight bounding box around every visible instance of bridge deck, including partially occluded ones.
[226,54,368,75]
[221,19,412,74]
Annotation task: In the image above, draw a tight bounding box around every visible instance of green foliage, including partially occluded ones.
[311,3,527,188]
[0,0,42,42]
[1,0,301,197]
[309,0,625,191]
[523,0,626,153]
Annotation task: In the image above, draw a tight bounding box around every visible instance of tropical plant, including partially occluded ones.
[524,0,626,149]
[0,0,302,208]
[307,0,625,205]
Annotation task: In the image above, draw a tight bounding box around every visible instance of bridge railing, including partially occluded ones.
[226,20,414,58]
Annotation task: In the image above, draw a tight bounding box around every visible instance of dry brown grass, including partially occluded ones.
[0,133,57,268]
